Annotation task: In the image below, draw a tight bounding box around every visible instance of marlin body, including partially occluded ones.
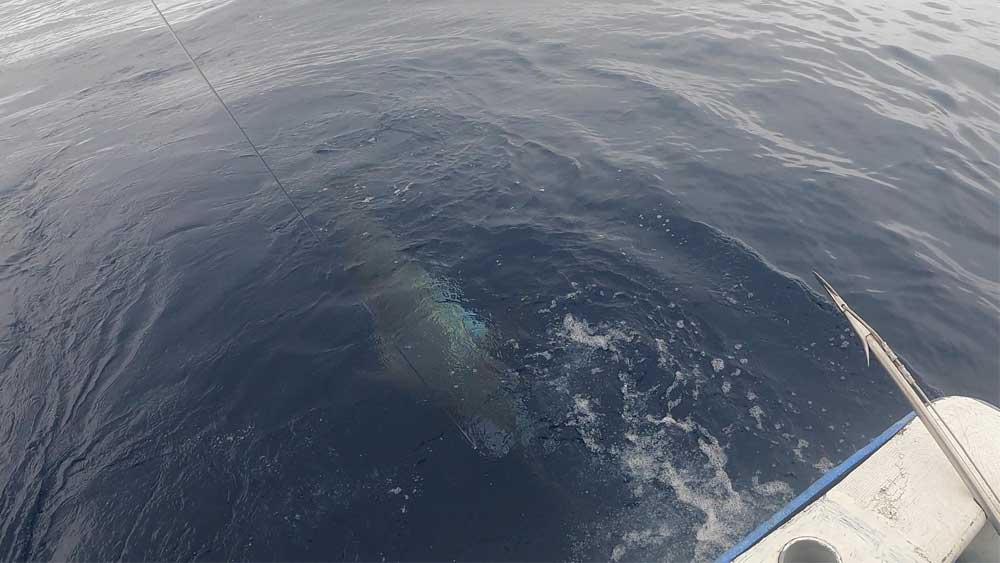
[332,189,525,457]
[146,0,524,457]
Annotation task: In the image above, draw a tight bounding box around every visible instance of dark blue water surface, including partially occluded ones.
[1,0,997,560]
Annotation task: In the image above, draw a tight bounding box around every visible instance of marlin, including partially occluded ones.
[334,189,526,457]
[149,0,526,457]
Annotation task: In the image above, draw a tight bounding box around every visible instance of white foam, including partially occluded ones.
[793,438,810,463]
[752,476,793,497]
[655,338,672,369]
[548,374,570,394]
[616,371,789,561]
[813,457,834,472]
[569,395,604,453]
[553,313,790,560]
[749,405,765,431]
[611,525,673,562]
[646,413,696,432]
[562,313,629,352]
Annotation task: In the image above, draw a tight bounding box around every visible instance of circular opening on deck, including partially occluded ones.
[778,537,841,563]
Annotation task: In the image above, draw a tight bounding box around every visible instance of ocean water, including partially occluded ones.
[0,0,997,560]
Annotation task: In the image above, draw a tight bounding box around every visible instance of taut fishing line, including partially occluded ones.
[146,0,480,451]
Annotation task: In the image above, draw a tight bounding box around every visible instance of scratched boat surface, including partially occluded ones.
[729,396,1000,563]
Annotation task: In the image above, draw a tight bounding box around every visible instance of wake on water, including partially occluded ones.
[512,302,793,561]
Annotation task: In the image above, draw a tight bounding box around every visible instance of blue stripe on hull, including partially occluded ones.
[715,411,917,563]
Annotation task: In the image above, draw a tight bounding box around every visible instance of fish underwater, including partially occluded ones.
[154,4,527,458]
[327,180,527,458]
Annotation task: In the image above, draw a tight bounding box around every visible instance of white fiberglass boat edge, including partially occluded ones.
[717,275,1000,563]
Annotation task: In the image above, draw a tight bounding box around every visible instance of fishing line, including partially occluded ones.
[147,0,480,452]
[147,0,319,243]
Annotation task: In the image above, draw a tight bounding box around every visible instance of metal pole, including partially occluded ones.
[815,272,1000,533]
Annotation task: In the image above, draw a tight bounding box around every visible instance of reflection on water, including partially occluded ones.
[0,0,234,65]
